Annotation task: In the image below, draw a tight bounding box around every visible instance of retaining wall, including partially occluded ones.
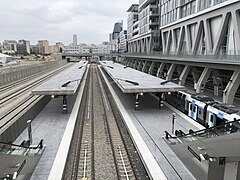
[0,96,51,143]
[0,60,67,86]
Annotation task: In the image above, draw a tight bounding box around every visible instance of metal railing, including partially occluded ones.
[164,119,240,145]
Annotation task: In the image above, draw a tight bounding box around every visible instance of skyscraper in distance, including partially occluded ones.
[73,34,77,46]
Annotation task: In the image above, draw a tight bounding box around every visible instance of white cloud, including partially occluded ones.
[0,0,138,45]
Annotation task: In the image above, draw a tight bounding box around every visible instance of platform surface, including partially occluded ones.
[14,95,76,180]
[31,61,87,95]
[100,61,185,93]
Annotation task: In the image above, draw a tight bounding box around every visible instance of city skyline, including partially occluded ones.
[0,0,138,45]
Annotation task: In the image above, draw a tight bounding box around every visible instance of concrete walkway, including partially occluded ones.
[14,95,76,180]
[112,83,199,180]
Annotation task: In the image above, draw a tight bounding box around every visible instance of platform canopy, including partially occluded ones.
[101,61,185,93]
[31,61,88,95]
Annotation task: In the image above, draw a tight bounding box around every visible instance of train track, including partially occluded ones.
[68,64,137,180]
[0,63,72,131]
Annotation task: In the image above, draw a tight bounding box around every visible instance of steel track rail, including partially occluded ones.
[0,64,72,105]
[96,65,136,180]
[0,63,71,93]
[0,95,42,129]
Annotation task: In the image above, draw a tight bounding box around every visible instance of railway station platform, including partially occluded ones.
[100,61,185,110]
[13,63,202,179]
[13,94,77,179]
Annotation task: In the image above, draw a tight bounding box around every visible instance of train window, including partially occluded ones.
[193,106,196,112]
[210,115,213,122]
[199,109,202,116]
[190,104,192,111]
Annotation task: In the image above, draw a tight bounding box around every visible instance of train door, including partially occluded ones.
[188,100,198,120]
[208,113,216,127]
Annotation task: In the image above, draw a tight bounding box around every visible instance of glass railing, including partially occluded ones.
[0,139,44,156]
[164,120,240,145]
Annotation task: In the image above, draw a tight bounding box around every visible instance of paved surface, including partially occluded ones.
[14,95,76,180]
[111,82,199,180]
[100,61,185,93]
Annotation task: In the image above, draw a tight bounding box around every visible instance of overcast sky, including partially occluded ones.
[0,0,138,45]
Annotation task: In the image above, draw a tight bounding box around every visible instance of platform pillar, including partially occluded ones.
[223,71,240,104]
[158,93,164,109]
[135,94,139,110]
[63,95,67,113]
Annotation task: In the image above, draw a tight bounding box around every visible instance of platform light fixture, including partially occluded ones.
[106,65,114,69]
[61,79,81,87]
[116,78,139,86]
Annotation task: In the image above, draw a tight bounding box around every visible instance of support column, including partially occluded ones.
[63,95,67,113]
[148,61,155,75]
[142,60,148,72]
[212,70,223,96]
[158,92,164,109]
[135,93,139,110]
[126,59,131,67]
[196,67,212,93]
[223,71,240,104]
[166,64,176,81]
[133,60,138,69]
[192,68,201,90]
[231,11,240,55]
[157,63,165,78]
[179,65,191,86]
[137,61,143,71]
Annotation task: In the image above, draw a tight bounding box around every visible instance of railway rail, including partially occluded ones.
[64,64,149,180]
[0,63,72,132]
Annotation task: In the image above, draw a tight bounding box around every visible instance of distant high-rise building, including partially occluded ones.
[112,21,123,40]
[17,40,30,54]
[127,4,139,40]
[110,21,123,52]
[119,30,128,53]
[3,40,17,52]
[73,34,77,46]
[38,40,49,55]
[127,0,160,53]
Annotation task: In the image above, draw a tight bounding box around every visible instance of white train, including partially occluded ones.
[165,90,240,128]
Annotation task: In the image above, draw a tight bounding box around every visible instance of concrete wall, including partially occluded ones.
[0,96,51,143]
[0,60,67,86]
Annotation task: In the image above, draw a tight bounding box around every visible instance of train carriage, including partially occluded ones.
[165,90,240,128]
